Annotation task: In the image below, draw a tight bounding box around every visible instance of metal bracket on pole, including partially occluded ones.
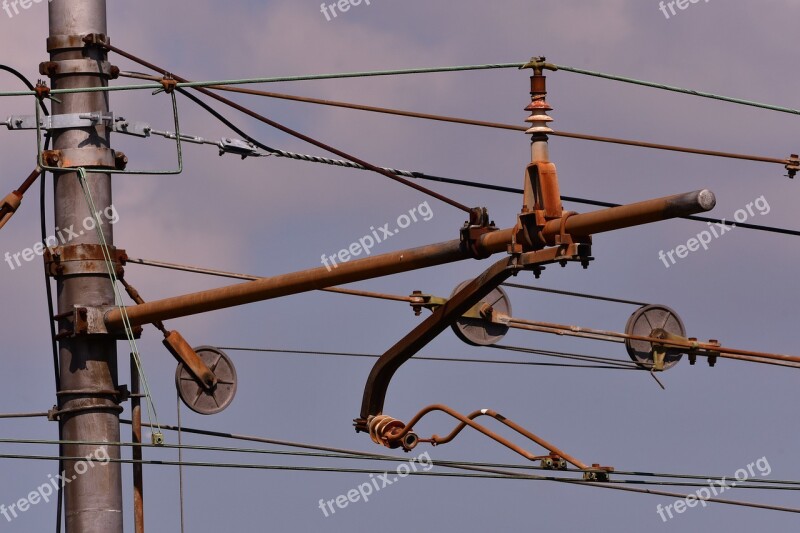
[45,244,127,278]
[785,153,799,179]
[55,306,142,340]
[4,112,115,131]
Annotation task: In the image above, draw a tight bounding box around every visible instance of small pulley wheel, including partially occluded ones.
[625,305,686,370]
[450,280,512,346]
[175,346,238,415]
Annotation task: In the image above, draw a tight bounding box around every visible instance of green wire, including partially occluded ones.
[556,64,800,116]
[74,167,161,436]
[6,59,796,118]
[0,62,526,97]
[32,96,166,438]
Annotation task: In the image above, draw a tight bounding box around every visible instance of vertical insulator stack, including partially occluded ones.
[525,67,554,136]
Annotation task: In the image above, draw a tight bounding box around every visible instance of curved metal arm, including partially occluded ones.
[372,403,599,472]
[357,244,592,425]
[357,255,522,423]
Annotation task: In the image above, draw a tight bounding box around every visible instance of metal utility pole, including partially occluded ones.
[47,1,124,531]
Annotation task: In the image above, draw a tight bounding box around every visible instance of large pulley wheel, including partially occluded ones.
[176,346,238,415]
[625,305,686,371]
[450,280,512,346]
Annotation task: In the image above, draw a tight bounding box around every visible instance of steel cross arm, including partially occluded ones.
[103,189,715,331]
[356,244,589,425]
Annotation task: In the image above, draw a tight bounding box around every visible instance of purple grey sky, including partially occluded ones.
[1,0,799,531]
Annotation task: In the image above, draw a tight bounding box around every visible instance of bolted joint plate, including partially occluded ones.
[42,147,127,170]
[47,33,111,53]
[45,244,127,278]
[39,59,119,79]
[69,306,142,339]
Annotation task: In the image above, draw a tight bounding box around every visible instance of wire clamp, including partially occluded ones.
[460,207,497,259]
[519,56,559,72]
[154,76,178,95]
[408,291,447,316]
[785,154,799,179]
[34,80,60,103]
[218,138,263,159]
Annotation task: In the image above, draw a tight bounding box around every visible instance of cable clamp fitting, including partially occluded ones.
[154,76,178,95]
[785,153,799,179]
[460,207,497,259]
[34,80,60,104]
[519,56,559,72]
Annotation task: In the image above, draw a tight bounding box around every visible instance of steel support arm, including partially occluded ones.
[104,189,715,331]
[357,244,589,424]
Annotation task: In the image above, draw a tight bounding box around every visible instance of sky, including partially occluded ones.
[1,0,799,531]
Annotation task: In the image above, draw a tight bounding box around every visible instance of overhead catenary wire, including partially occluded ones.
[114,72,793,169]
[121,256,799,371]
[122,258,647,370]
[502,283,648,307]
[138,95,800,239]
[555,64,800,117]
[124,256,645,310]
[1,436,799,490]
[100,44,476,217]
[3,59,800,121]
[4,51,792,524]
[1,450,799,514]
[219,346,644,371]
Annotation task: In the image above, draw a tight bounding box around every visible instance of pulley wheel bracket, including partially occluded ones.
[176,346,237,415]
[450,279,512,346]
[625,305,686,371]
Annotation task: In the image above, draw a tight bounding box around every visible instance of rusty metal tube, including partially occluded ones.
[106,189,715,330]
[551,189,716,238]
[107,239,469,329]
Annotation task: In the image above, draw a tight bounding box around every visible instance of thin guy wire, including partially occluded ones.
[0,62,525,97]
[102,46,474,216]
[0,439,798,490]
[556,64,800,116]
[502,283,649,306]
[124,256,647,327]
[147,96,800,239]
[1,452,800,514]
[2,60,799,120]
[116,423,800,489]
[72,167,160,433]
[3,431,797,488]
[217,346,643,371]
[135,74,787,168]
[177,395,185,533]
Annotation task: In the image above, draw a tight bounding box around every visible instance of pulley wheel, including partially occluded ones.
[625,305,686,370]
[450,280,512,346]
[176,346,238,415]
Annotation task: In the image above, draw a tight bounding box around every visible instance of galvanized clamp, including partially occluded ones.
[4,112,115,131]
